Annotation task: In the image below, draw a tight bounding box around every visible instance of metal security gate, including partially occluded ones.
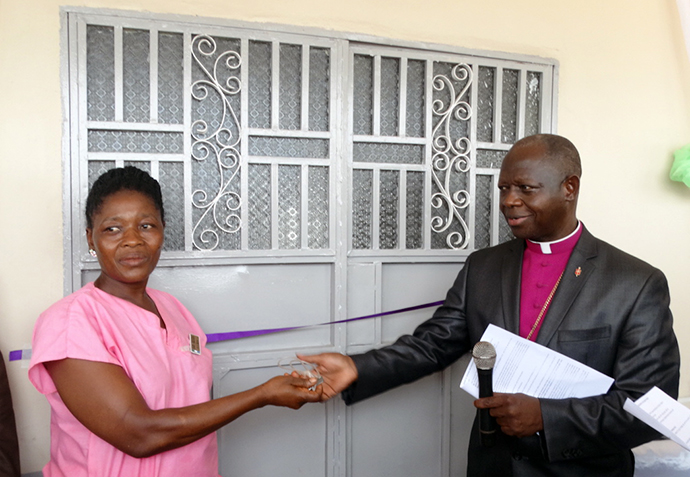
[62,8,557,476]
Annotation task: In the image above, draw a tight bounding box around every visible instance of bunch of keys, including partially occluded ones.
[278,358,323,391]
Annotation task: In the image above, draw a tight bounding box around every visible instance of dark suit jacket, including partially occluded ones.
[342,226,680,477]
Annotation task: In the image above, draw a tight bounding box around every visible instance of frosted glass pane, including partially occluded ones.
[477,66,495,143]
[379,170,399,249]
[123,29,150,123]
[474,174,492,249]
[353,55,373,135]
[353,143,424,164]
[525,71,542,137]
[406,171,424,249]
[87,25,115,122]
[406,60,425,138]
[476,149,505,169]
[88,130,183,154]
[278,165,301,249]
[279,44,302,131]
[248,137,328,158]
[380,57,400,136]
[352,169,373,249]
[308,166,329,249]
[159,162,185,251]
[158,32,184,124]
[248,164,272,249]
[309,47,330,132]
[248,41,272,129]
[501,69,519,144]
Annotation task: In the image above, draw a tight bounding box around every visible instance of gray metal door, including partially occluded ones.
[64,9,556,476]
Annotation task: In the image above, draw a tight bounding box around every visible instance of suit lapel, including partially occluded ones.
[501,240,524,334]
[535,227,599,347]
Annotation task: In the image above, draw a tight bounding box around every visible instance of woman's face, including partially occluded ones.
[86,190,164,290]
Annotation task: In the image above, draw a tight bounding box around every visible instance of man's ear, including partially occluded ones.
[563,175,580,201]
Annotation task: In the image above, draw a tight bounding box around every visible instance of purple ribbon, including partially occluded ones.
[206,300,444,342]
[9,300,444,360]
[9,350,25,362]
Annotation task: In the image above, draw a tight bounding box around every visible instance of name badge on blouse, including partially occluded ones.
[189,334,201,355]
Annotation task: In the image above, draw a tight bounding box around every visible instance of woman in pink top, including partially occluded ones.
[29,167,322,477]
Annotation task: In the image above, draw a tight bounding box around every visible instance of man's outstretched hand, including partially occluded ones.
[297,353,358,401]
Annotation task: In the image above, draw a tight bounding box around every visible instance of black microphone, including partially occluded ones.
[472,341,497,447]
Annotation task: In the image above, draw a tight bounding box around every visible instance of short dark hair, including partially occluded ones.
[514,134,582,178]
[85,166,165,229]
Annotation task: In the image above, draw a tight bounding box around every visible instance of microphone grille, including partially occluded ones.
[472,341,496,370]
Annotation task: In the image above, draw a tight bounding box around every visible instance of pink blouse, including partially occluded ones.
[29,282,220,477]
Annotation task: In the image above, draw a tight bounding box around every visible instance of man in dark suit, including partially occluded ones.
[302,134,680,476]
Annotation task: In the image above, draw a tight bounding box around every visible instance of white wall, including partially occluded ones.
[1,0,689,472]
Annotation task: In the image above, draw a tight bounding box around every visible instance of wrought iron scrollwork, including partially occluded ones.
[430,63,473,249]
[190,35,242,251]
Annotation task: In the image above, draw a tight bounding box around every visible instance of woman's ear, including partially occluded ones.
[86,228,94,250]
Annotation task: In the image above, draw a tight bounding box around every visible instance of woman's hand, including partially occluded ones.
[259,375,322,409]
[45,357,321,458]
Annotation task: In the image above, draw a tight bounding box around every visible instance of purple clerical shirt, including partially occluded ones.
[519,222,583,340]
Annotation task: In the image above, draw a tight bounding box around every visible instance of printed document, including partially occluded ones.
[460,324,614,399]
[624,387,690,451]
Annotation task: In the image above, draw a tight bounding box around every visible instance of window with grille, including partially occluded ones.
[66,11,556,269]
[347,48,550,253]
[80,21,338,256]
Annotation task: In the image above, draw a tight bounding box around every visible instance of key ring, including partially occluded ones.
[278,358,323,391]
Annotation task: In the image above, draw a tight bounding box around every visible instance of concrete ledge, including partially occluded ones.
[633,439,690,477]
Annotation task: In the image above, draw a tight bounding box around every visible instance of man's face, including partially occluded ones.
[498,143,577,242]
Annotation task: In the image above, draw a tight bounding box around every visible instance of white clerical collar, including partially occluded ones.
[528,221,582,255]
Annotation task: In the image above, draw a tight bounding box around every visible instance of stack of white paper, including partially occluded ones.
[624,387,690,452]
[460,324,614,399]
